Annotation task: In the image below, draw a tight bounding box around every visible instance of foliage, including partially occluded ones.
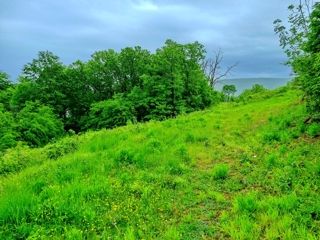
[294,3,320,117]
[0,89,320,239]
[0,135,82,176]
[275,1,320,117]
[0,104,17,152]
[273,1,313,66]
[251,83,267,93]
[237,84,288,103]
[84,95,135,130]
[0,70,12,91]
[10,81,39,113]
[16,101,64,147]
[0,71,14,112]
[222,84,237,102]
[63,60,95,132]
[0,40,226,152]
[140,40,216,120]
[212,164,229,179]
[22,51,68,119]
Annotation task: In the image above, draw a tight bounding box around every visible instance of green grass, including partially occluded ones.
[0,88,320,239]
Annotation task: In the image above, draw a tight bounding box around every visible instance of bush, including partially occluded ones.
[16,101,64,147]
[263,131,281,142]
[114,148,136,165]
[84,95,135,130]
[0,104,18,152]
[307,123,320,137]
[212,164,229,180]
[234,193,257,213]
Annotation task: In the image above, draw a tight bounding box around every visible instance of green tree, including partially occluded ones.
[180,41,216,112]
[141,40,186,120]
[64,60,95,132]
[0,71,14,111]
[275,1,320,118]
[16,101,64,147]
[222,84,237,102]
[251,84,267,93]
[273,0,313,66]
[117,46,151,94]
[0,70,12,91]
[139,40,215,120]
[86,50,119,102]
[22,51,68,119]
[10,80,39,113]
[294,3,320,117]
[0,104,17,151]
[84,95,135,130]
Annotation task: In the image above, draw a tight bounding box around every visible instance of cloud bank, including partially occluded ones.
[0,0,294,81]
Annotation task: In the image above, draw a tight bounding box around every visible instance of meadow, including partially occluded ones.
[0,86,319,239]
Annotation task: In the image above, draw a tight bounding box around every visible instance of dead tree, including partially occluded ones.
[201,48,239,88]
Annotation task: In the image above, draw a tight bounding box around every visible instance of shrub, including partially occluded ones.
[265,153,277,168]
[84,94,135,130]
[307,123,320,137]
[234,193,257,213]
[114,148,136,165]
[263,131,281,142]
[212,164,229,180]
[16,101,64,147]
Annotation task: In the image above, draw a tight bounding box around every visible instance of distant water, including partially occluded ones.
[214,78,292,96]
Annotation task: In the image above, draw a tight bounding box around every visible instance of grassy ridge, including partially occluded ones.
[0,88,320,239]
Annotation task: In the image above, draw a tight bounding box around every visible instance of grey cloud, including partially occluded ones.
[0,0,294,81]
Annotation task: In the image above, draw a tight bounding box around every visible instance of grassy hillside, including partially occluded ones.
[1,88,320,239]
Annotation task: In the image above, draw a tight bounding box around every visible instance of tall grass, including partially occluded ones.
[0,89,319,239]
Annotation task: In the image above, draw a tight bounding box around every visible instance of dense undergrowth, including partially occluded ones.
[0,87,320,239]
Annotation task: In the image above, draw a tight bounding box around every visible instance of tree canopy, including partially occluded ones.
[274,1,320,119]
[222,84,237,102]
[0,40,234,152]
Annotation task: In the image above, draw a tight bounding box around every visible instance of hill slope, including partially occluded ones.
[0,88,320,239]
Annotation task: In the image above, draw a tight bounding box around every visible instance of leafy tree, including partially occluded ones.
[0,70,12,91]
[0,71,14,111]
[294,3,320,117]
[251,84,267,93]
[16,101,64,147]
[139,40,216,120]
[180,41,216,112]
[64,60,95,132]
[275,1,320,118]
[86,50,120,102]
[141,40,186,120]
[0,104,17,151]
[22,51,68,119]
[10,80,39,113]
[222,85,237,102]
[273,0,313,66]
[117,46,151,94]
[127,86,148,122]
[10,40,223,134]
[237,84,267,102]
[84,95,135,130]
[0,87,14,112]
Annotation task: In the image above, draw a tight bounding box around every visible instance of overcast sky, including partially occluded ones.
[0,0,295,81]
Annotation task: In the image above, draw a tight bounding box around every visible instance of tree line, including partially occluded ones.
[1,40,237,151]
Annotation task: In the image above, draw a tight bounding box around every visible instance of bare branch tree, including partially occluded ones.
[201,48,239,88]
